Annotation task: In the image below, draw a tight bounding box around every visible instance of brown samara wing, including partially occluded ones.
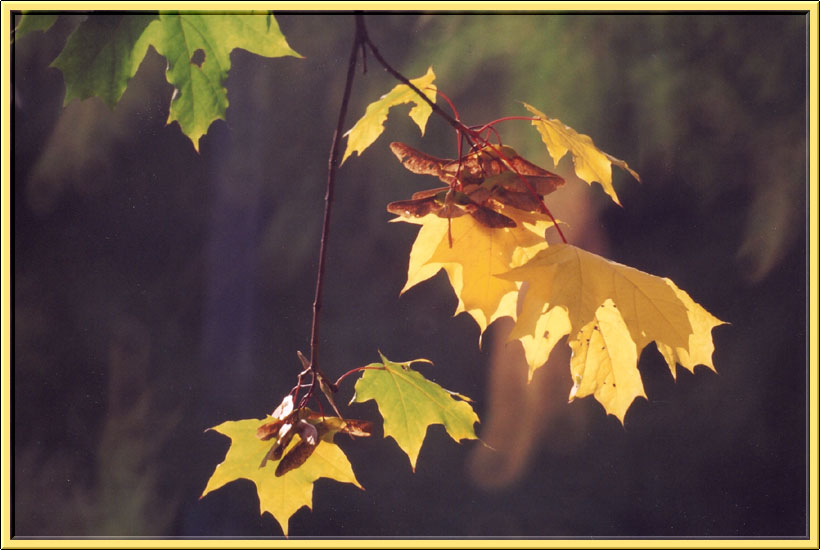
[256,418,285,441]
[390,142,448,179]
[387,189,468,220]
[455,146,565,192]
[275,438,316,476]
[486,168,564,197]
[302,412,374,439]
[337,419,373,437]
[490,187,545,213]
[410,186,450,200]
[463,203,517,228]
[390,142,564,194]
[387,196,439,219]
[388,188,513,228]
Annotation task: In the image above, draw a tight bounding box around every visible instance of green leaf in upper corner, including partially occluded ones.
[522,102,640,206]
[341,67,437,164]
[50,12,302,151]
[12,13,59,42]
[50,14,159,107]
[350,353,479,471]
[142,13,302,151]
[201,417,361,537]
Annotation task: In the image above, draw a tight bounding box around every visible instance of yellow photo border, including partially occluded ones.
[2,3,817,548]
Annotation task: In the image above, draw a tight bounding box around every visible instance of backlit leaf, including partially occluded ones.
[350,353,479,471]
[523,103,640,206]
[499,243,725,421]
[12,13,59,42]
[568,300,644,421]
[142,13,301,151]
[341,67,437,163]
[394,209,553,334]
[51,14,158,107]
[50,13,301,150]
[201,417,361,536]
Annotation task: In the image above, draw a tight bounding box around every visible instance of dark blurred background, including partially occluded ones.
[12,12,808,537]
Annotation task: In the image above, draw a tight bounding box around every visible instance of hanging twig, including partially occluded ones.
[303,14,366,405]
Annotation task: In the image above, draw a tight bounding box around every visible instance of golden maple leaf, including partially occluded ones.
[394,208,555,334]
[523,103,640,206]
[499,244,725,422]
[341,67,437,163]
[201,418,362,536]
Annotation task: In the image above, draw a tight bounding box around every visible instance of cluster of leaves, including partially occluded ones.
[201,354,479,535]
[350,69,723,420]
[16,12,724,536]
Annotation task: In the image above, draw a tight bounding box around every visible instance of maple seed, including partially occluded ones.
[257,418,284,441]
[388,142,564,229]
[389,142,564,192]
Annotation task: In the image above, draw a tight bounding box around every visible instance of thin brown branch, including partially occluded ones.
[357,15,473,138]
[307,14,365,384]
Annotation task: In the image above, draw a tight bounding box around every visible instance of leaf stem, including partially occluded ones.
[358,16,474,139]
[470,116,539,134]
[334,365,386,387]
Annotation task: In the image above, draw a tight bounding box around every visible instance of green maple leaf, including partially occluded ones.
[50,12,301,150]
[201,418,361,536]
[51,14,159,107]
[12,13,59,43]
[350,353,479,471]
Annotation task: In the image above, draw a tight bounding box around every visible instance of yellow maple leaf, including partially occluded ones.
[395,207,553,334]
[568,300,644,421]
[499,243,725,421]
[341,67,437,163]
[523,103,640,206]
[201,418,362,536]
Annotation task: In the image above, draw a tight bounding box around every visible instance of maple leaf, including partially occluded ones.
[395,209,554,334]
[201,417,361,536]
[12,13,59,43]
[350,353,479,471]
[50,14,159,107]
[523,103,640,206]
[341,67,437,163]
[499,243,725,421]
[142,13,301,151]
[50,13,301,150]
